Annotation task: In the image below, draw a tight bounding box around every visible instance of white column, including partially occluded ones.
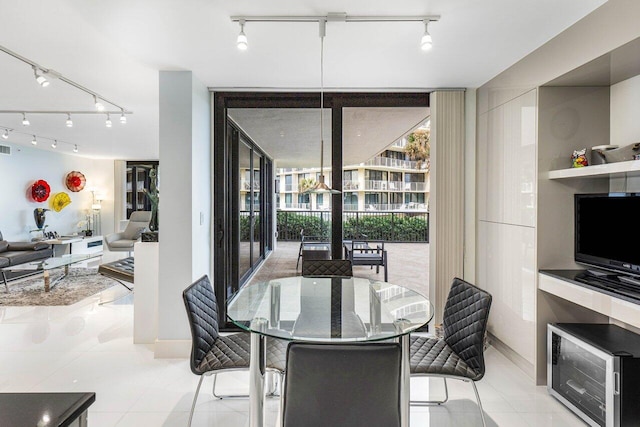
[155,71,211,357]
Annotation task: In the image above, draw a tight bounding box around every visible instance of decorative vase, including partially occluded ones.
[33,208,49,230]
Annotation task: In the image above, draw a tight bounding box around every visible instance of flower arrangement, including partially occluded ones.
[76,211,93,236]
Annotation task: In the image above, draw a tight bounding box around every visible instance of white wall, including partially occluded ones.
[611,74,640,147]
[191,77,212,280]
[156,70,211,357]
[0,143,115,241]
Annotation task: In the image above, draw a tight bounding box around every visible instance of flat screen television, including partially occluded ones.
[575,193,640,278]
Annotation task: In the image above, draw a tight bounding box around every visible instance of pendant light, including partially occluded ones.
[305,19,340,195]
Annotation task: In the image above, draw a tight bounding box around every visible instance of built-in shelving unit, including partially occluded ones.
[547,159,640,180]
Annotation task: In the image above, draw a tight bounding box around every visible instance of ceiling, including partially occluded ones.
[0,0,607,160]
[229,107,429,168]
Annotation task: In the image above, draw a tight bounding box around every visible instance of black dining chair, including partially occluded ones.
[409,277,492,427]
[345,239,388,281]
[281,342,402,427]
[182,275,287,427]
[301,259,353,277]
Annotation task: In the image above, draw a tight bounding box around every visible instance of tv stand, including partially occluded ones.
[586,268,615,278]
[619,275,640,287]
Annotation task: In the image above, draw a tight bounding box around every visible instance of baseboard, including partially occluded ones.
[487,332,534,380]
[154,339,191,358]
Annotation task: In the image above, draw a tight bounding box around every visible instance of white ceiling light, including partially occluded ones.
[22,113,30,126]
[237,19,248,51]
[1,129,8,139]
[105,113,112,128]
[32,66,49,87]
[73,144,78,153]
[120,110,127,124]
[421,20,433,51]
[31,135,37,145]
[94,95,105,111]
[51,140,57,148]
[66,113,73,128]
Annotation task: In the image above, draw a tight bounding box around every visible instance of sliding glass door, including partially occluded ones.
[238,135,268,283]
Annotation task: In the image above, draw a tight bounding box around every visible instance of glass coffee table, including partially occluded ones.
[1,253,102,292]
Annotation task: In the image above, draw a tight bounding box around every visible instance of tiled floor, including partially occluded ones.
[0,244,584,426]
[0,282,587,426]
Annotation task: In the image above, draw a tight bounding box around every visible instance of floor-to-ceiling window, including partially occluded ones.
[214,92,430,329]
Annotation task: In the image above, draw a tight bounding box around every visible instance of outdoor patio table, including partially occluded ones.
[227,275,433,427]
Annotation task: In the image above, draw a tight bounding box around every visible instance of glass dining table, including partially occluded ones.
[227,275,434,427]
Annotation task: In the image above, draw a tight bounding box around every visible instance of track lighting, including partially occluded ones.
[31,135,37,145]
[421,20,433,51]
[73,144,78,153]
[94,95,105,112]
[2,129,8,139]
[105,113,112,128]
[66,114,73,128]
[51,140,57,148]
[237,20,248,50]
[33,67,49,87]
[22,113,30,126]
[120,110,127,124]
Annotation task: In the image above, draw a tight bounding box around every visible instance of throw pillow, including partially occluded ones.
[0,240,8,253]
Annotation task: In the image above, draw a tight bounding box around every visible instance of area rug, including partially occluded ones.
[0,268,117,306]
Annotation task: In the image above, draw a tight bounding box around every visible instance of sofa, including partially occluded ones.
[0,231,53,290]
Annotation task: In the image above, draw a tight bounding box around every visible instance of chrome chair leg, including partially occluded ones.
[188,375,205,427]
[410,377,449,405]
[471,380,487,427]
[212,373,250,399]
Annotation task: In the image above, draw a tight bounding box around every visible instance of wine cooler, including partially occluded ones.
[547,323,640,427]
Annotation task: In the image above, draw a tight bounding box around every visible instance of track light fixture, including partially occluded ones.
[21,113,30,126]
[33,66,49,87]
[66,114,73,128]
[237,19,248,50]
[105,113,112,128]
[120,110,127,124]
[421,20,433,51]
[2,45,130,114]
[0,125,82,152]
[230,13,440,51]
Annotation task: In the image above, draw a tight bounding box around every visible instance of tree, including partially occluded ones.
[298,177,316,192]
[405,128,430,170]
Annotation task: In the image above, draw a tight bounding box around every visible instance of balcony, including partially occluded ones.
[403,182,428,192]
[342,180,360,190]
[365,156,426,170]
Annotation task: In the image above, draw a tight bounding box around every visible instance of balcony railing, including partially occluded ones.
[342,180,360,190]
[365,156,426,170]
[403,181,428,192]
[281,203,311,210]
[275,209,429,242]
[283,184,297,192]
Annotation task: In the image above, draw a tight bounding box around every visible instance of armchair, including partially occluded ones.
[104,211,151,254]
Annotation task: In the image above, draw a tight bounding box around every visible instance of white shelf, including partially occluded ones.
[547,160,640,180]
[538,273,640,330]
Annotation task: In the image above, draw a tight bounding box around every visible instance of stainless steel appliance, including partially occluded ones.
[548,323,640,427]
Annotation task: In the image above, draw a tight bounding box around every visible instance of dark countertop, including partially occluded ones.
[0,392,95,427]
[553,323,640,357]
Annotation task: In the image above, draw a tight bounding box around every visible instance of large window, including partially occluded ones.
[365,170,388,181]
[404,193,425,204]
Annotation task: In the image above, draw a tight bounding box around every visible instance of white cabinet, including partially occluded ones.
[71,236,103,255]
[477,90,537,227]
[478,220,536,365]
